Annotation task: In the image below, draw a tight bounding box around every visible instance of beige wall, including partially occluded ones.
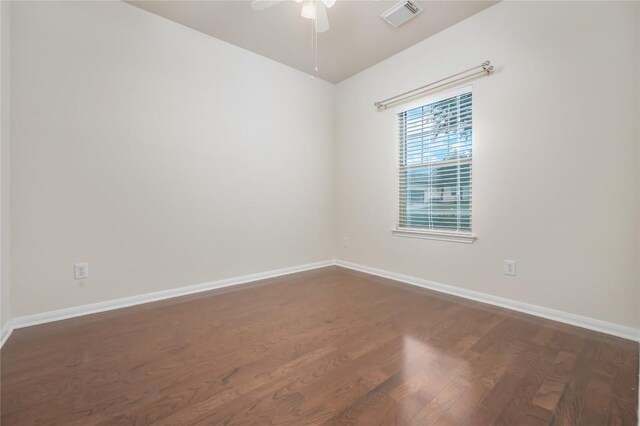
[335,1,640,328]
[6,1,639,331]
[10,1,335,317]
[1,1,10,332]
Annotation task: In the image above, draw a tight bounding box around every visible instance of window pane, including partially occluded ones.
[398,91,472,232]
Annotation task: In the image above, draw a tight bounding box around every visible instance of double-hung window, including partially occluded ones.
[394,87,475,243]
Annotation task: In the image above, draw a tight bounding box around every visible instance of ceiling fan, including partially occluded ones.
[251,0,336,33]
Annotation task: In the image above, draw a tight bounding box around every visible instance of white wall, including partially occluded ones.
[10,1,335,317]
[335,1,640,328]
[1,1,10,333]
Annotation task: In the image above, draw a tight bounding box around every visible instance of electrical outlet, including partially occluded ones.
[504,260,516,276]
[343,237,349,248]
[74,263,89,280]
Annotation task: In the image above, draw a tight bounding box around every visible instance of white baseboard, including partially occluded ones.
[4,258,638,347]
[11,260,334,331]
[0,320,13,349]
[335,260,640,342]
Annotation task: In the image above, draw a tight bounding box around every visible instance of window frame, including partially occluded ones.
[392,86,477,244]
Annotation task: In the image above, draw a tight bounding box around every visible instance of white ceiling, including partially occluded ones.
[127,1,498,83]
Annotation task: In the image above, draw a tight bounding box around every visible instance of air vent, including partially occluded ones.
[380,1,423,28]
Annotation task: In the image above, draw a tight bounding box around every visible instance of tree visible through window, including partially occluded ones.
[398,90,472,232]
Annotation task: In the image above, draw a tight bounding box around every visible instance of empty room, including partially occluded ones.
[0,0,638,424]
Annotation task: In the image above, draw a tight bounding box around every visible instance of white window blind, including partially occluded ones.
[397,89,472,234]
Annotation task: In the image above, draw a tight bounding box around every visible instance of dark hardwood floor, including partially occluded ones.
[1,266,638,425]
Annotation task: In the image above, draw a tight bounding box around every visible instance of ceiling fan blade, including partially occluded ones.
[315,2,330,33]
[251,0,284,11]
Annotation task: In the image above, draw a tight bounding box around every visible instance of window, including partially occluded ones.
[394,88,475,243]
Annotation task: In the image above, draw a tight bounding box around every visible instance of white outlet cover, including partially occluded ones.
[504,260,516,276]
[74,263,89,279]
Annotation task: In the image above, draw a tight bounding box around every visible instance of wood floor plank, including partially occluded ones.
[1,266,637,425]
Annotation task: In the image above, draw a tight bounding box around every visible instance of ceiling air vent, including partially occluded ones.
[380,1,423,28]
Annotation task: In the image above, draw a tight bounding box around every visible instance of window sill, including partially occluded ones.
[392,228,477,244]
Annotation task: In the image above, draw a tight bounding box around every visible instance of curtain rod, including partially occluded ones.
[374,60,494,111]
